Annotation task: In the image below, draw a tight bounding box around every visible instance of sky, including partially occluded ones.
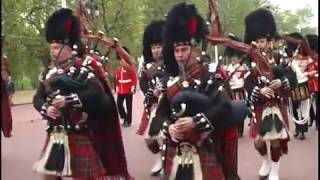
[268,0,318,27]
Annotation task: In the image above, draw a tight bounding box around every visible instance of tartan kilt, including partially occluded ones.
[165,144,225,180]
[136,110,149,135]
[68,134,106,179]
[217,128,239,179]
[250,102,290,154]
[40,133,106,179]
[249,102,290,139]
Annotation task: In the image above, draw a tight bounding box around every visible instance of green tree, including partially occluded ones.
[1,0,317,90]
[218,0,271,38]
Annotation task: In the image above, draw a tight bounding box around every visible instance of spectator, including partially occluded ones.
[6,76,15,106]
[115,47,137,127]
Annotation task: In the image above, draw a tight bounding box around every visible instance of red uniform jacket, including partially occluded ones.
[306,58,319,92]
[115,66,137,95]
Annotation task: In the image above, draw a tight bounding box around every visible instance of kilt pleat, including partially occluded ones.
[68,134,106,179]
[218,128,238,179]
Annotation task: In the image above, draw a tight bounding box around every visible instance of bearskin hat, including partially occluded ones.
[224,34,244,58]
[45,8,80,47]
[244,8,277,44]
[142,20,166,64]
[284,32,304,57]
[163,3,208,76]
[305,34,318,53]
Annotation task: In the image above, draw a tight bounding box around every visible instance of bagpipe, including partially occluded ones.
[34,1,137,175]
[205,11,295,137]
[42,55,105,103]
[282,35,317,61]
[34,55,111,176]
[282,34,318,83]
[159,3,246,178]
[76,0,136,74]
[206,36,273,81]
[166,32,273,133]
[280,35,318,125]
[167,44,251,133]
[164,0,260,132]
[39,0,134,99]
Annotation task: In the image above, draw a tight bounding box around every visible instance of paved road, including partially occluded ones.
[2,91,318,180]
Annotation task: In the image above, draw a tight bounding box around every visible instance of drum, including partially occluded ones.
[291,80,311,102]
[230,87,246,100]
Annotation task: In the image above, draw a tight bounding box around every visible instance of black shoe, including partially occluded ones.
[259,175,268,180]
[293,131,299,138]
[308,121,314,127]
[150,169,162,176]
[122,122,130,128]
[298,133,305,140]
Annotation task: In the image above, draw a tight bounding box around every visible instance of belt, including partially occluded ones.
[46,123,89,134]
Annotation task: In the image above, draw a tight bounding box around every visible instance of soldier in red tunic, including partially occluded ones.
[115,46,137,127]
[305,34,319,129]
